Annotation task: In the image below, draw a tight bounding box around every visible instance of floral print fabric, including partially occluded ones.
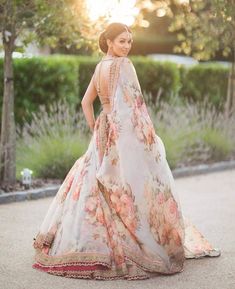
[32,57,221,280]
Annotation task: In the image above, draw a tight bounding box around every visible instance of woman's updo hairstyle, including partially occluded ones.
[99,22,132,53]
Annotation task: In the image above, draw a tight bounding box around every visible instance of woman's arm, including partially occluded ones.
[81,75,97,132]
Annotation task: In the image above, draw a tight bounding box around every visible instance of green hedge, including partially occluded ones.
[131,56,181,101]
[0,55,229,127]
[179,64,229,109]
[0,55,79,126]
[74,55,101,113]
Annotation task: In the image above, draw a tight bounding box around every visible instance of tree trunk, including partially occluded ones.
[0,40,16,185]
[225,46,235,118]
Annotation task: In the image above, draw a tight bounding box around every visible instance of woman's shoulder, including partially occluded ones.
[116,57,135,72]
[117,57,136,75]
[94,56,134,76]
[97,56,132,65]
[95,56,130,67]
[117,56,132,64]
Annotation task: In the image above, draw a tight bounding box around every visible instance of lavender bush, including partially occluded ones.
[16,96,235,179]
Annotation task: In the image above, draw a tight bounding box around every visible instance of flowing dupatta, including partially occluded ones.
[94,56,185,271]
[32,57,220,280]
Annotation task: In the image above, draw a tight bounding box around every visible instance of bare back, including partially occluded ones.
[93,57,123,114]
[93,59,113,113]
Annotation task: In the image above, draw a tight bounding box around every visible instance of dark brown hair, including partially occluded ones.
[99,22,132,53]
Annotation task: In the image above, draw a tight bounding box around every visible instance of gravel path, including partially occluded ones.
[0,170,234,289]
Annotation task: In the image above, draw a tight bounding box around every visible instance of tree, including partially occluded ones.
[150,0,235,115]
[136,0,235,115]
[0,0,92,187]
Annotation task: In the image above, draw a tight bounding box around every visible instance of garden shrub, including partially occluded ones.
[0,55,230,129]
[179,63,229,109]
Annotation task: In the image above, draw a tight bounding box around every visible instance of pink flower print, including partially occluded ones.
[66,172,74,190]
[146,127,155,146]
[171,228,182,246]
[123,90,132,105]
[126,215,137,233]
[72,184,81,201]
[42,247,49,254]
[194,244,203,254]
[60,171,74,202]
[96,206,105,224]
[120,194,134,217]
[85,197,97,212]
[156,192,165,205]
[164,197,179,225]
[110,121,119,141]
[136,95,143,108]
[111,158,118,166]
[160,223,171,245]
[158,226,167,245]
[110,193,119,205]
[114,252,125,266]
[110,194,122,213]
[141,102,147,113]
[120,194,132,206]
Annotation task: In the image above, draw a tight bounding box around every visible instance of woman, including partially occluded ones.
[32,22,221,280]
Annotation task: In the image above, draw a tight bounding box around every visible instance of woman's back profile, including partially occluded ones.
[32,22,221,280]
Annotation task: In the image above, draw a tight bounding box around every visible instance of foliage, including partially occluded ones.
[179,63,228,109]
[165,0,235,116]
[168,0,235,60]
[16,99,90,179]
[132,56,181,101]
[0,0,93,51]
[0,55,79,126]
[0,55,230,127]
[16,95,235,179]
[148,94,235,168]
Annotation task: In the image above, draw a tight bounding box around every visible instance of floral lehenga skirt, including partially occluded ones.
[32,109,221,280]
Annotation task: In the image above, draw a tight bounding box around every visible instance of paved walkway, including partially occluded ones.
[0,170,234,289]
